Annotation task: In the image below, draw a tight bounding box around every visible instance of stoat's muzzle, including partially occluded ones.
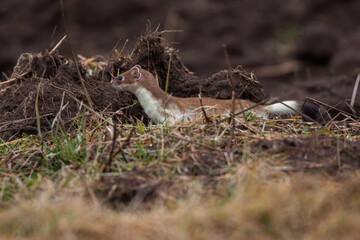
[110,76,124,86]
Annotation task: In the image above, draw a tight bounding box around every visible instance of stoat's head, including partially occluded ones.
[111,65,144,92]
[111,65,160,94]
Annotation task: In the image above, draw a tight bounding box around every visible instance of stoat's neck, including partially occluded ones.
[132,85,181,124]
[132,82,174,107]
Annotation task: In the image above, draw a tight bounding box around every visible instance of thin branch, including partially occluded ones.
[118,39,129,59]
[35,81,42,140]
[350,73,360,108]
[307,97,358,119]
[58,0,95,113]
[0,78,18,87]
[102,40,121,82]
[281,99,319,124]
[104,125,119,172]
[111,127,135,163]
[223,46,237,157]
[49,35,67,54]
[48,25,58,49]
[216,98,274,124]
[198,85,211,123]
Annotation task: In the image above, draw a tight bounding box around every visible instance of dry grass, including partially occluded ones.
[1,27,359,239]
[1,171,360,240]
[1,113,360,239]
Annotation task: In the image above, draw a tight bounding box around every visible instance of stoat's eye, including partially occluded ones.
[118,76,124,81]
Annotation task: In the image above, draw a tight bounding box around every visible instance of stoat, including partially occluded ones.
[111,65,325,125]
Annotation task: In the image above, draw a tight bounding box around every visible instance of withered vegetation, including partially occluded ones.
[0,30,360,239]
[0,29,264,140]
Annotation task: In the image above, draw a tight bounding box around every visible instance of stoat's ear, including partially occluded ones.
[130,66,142,81]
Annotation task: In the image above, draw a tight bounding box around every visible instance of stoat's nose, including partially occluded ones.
[110,78,118,84]
[110,76,123,84]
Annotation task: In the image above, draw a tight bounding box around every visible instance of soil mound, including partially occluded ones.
[0,52,140,140]
[0,30,265,140]
[101,30,265,101]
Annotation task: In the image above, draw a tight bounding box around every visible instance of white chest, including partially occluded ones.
[134,88,183,125]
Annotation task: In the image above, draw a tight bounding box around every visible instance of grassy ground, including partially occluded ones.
[1,114,360,239]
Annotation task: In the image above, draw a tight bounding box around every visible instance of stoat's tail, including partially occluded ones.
[261,100,329,123]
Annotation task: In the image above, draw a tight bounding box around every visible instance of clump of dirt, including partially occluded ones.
[0,30,265,140]
[0,51,145,140]
[100,30,265,101]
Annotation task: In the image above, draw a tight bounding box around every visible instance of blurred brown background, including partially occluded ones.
[1,0,360,108]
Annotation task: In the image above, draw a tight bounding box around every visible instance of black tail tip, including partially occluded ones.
[302,103,330,124]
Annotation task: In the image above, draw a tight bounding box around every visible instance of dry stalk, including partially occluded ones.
[0,78,18,87]
[111,127,135,163]
[49,35,67,54]
[101,40,121,82]
[58,0,96,122]
[337,137,341,172]
[118,39,129,59]
[198,85,211,123]
[280,99,319,124]
[223,46,236,160]
[35,81,42,140]
[217,98,272,124]
[307,97,357,119]
[48,25,57,49]
[350,73,360,108]
[103,124,119,172]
